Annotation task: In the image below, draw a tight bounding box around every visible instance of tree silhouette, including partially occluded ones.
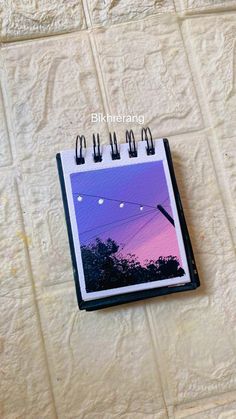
[81,238,185,292]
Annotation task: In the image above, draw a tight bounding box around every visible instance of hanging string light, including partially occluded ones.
[74,193,174,226]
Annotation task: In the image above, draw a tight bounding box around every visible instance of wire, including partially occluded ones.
[80,208,157,235]
[75,192,174,230]
[121,212,158,251]
[81,209,157,243]
[74,192,170,210]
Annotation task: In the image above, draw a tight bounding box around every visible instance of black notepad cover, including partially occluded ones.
[56,139,200,311]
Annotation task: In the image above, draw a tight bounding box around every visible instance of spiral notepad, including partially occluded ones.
[56,129,200,311]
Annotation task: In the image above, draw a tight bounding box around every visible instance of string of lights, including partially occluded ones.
[75,191,174,236]
[74,192,170,211]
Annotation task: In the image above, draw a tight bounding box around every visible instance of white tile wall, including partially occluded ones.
[1,1,236,418]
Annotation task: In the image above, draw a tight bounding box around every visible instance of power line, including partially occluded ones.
[74,192,157,209]
[74,192,175,227]
[121,212,157,251]
[81,209,157,243]
[80,208,157,236]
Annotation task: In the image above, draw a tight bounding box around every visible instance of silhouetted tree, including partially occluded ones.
[81,238,185,292]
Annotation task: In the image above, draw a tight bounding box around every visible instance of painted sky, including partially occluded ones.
[71,161,181,265]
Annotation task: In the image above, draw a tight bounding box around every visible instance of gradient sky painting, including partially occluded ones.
[71,161,182,265]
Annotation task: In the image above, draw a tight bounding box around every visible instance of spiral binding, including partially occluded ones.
[75,135,86,165]
[126,129,137,158]
[75,127,156,164]
[93,133,102,163]
[141,127,155,155]
[110,132,120,160]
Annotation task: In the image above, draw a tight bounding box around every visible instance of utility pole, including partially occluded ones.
[157,205,175,227]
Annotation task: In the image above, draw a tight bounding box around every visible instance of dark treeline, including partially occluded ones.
[81,238,185,292]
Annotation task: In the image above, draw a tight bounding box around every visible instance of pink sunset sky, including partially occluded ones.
[71,160,181,265]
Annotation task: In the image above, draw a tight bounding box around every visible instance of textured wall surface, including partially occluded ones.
[0,1,236,418]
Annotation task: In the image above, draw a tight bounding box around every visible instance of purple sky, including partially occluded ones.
[71,161,181,265]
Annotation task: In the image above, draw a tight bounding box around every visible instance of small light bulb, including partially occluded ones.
[140,205,144,211]
[119,202,125,208]
[77,195,83,202]
[98,198,104,205]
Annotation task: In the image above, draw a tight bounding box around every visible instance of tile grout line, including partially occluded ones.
[0,53,17,165]
[144,305,172,419]
[0,83,14,165]
[88,30,113,121]
[0,8,236,46]
[81,0,93,28]
[14,179,59,419]
[173,388,236,418]
[178,3,236,16]
[0,49,59,419]
[174,0,236,16]
[181,18,236,251]
[176,16,209,131]
[0,7,236,47]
